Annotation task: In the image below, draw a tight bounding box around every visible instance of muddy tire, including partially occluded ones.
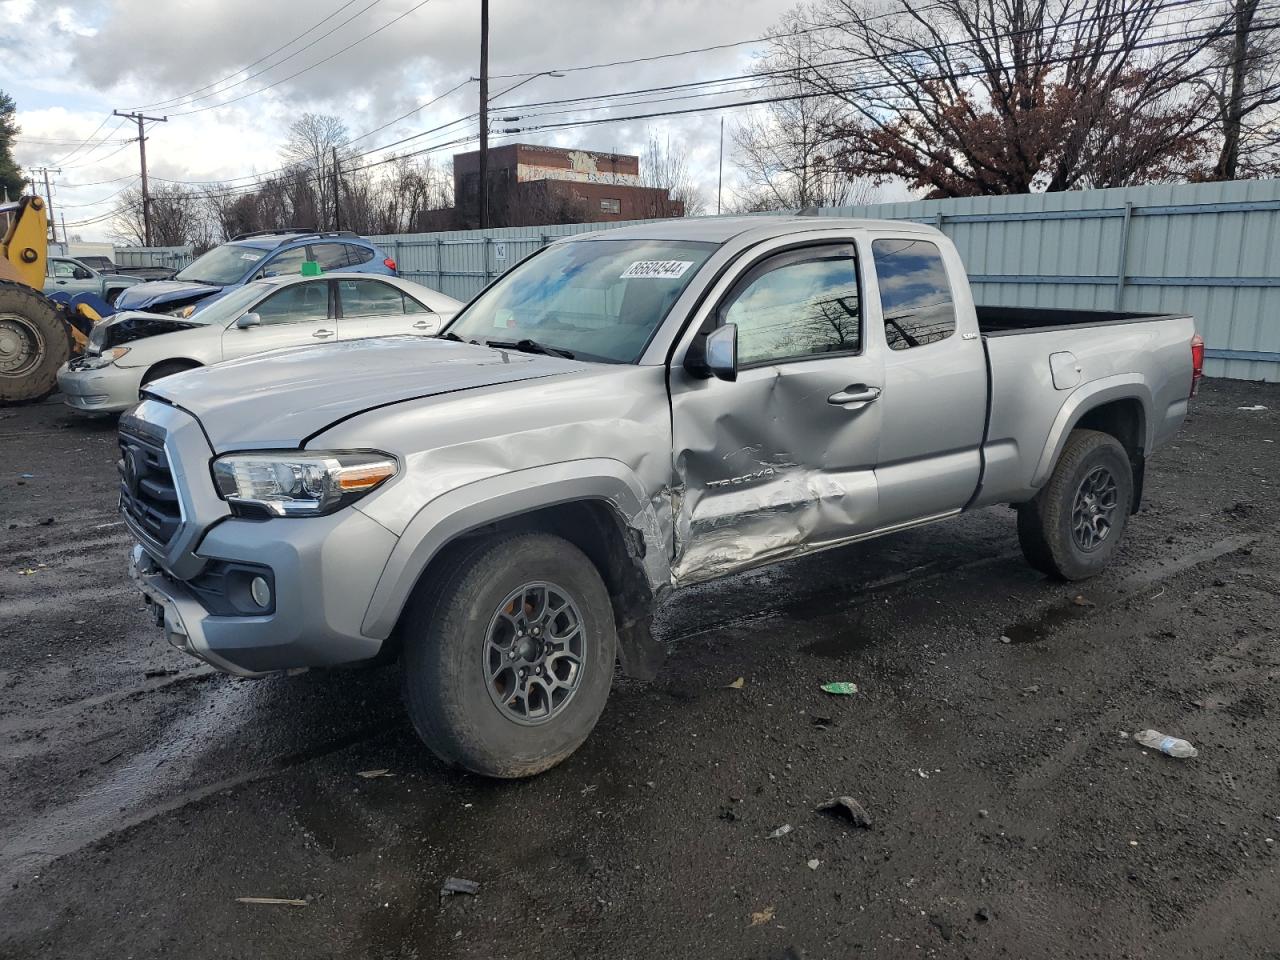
[0,281,71,405]
[1017,429,1133,581]
[400,532,616,778]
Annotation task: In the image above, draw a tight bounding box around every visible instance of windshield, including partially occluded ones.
[181,281,273,325]
[176,243,267,285]
[445,239,716,363]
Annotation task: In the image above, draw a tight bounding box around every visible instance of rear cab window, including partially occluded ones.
[871,238,956,350]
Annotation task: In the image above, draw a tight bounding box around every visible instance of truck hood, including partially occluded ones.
[113,280,224,312]
[144,337,583,451]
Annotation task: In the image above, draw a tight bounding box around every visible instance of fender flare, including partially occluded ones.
[359,458,669,640]
[1031,374,1153,488]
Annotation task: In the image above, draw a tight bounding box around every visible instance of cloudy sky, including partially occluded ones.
[2,0,829,240]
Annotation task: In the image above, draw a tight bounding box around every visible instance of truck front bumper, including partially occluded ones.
[129,507,399,678]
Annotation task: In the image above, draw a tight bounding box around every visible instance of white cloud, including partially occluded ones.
[7,0,808,237]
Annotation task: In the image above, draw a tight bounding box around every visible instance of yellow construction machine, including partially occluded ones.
[0,195,100,404]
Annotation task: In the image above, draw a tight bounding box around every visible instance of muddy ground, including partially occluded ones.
[1,378,1277,960]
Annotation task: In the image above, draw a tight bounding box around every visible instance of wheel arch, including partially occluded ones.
[140,357,203,384]
[363,462,671,678]
[1033,376,1152,509]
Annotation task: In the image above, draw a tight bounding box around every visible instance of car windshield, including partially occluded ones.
[445,239,717,363]
[175,243,267,285]
[179,281,272,325]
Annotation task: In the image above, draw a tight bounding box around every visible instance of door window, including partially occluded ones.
[403,294,433,314]
[346,244,375,266]
[339,279,406,317]
[312,243,350,271]
[258,246,309,278]
[721,248,861,366]
[253,281,330,324]
[51,260,78,278]
[871,239,956,350]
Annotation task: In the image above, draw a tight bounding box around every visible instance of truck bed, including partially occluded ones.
[976,305,1182,336]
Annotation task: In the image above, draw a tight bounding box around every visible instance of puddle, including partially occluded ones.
[1001,592,1115,644]
[800,611,883,658]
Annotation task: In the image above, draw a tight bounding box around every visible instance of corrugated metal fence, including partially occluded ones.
[372,178,1280,382]
[112,245,194,271]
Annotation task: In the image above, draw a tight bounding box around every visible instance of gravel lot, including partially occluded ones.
[1,378,1278,960]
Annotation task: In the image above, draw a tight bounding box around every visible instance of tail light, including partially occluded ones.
[1190,333,1204,397]
[383,257,397,273]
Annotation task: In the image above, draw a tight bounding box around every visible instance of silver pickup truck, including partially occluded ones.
[121,217,1202,777]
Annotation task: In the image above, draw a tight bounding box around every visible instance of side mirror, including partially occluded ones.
[236,312,262,329]
[73,267,92,279]
[704,323,738,382]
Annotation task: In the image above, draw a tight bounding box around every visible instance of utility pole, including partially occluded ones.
[331,146,341,231]
[478,0,489,229]
[31,166,61,242]
[114,110,168,246]
[717,117,724,216]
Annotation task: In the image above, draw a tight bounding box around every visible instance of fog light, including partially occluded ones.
[250,576,272,609]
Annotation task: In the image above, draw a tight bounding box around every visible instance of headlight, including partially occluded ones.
[77,346,130,369]
[211,451,397,517]
[168,305,196,318]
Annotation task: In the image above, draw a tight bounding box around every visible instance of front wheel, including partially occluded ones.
[1017,429,1133,580]
[400,532,617,778]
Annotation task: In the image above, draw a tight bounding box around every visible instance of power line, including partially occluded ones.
[125,0,378,111]
[168,0,439,117]
[47,115,115,166]
[486,2,951,80]
[63,2,1261,223]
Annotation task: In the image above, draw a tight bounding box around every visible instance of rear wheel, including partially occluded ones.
[400,532,617,778]
[0,281,71,405]
[1017,429,1133,580]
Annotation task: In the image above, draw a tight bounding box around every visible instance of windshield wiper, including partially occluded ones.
[437,330,464,342]
[485,338,575,360]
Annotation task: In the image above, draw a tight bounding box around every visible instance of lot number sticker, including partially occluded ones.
[621,260,694,279]
[494,241,508,262]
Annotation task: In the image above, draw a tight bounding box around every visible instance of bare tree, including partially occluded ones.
[110,183,204,247]
[1202,0,1280,179]
[732,14,877,210]
[797,0,1224,196]
[639,130,707,216]
[280,113,349,228]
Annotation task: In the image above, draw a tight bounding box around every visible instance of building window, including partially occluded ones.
[600,198,621,214]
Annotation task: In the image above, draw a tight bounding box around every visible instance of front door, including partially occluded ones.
[669,243,884,583]
[46,258,96,296]
[220,279,336,361]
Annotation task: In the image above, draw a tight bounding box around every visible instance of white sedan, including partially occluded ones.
[56,272,462,414]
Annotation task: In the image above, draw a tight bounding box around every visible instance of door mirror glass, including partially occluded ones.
[705,323,738,382]
[237,312,262,329]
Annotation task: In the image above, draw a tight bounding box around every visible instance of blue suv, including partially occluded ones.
[113,229,398,317]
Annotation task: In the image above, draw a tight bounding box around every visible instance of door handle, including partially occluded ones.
[411,321,432,330]
[828,385,881,406]
[312,329,334,339]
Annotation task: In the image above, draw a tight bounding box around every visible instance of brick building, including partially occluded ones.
[450,143,684,228]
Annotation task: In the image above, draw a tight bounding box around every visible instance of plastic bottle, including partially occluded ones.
[1135,730,1198,758]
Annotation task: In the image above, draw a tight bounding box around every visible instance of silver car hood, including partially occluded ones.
[144,337,581,451]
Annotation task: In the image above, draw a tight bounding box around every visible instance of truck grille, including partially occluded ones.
[118,425,181,546]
